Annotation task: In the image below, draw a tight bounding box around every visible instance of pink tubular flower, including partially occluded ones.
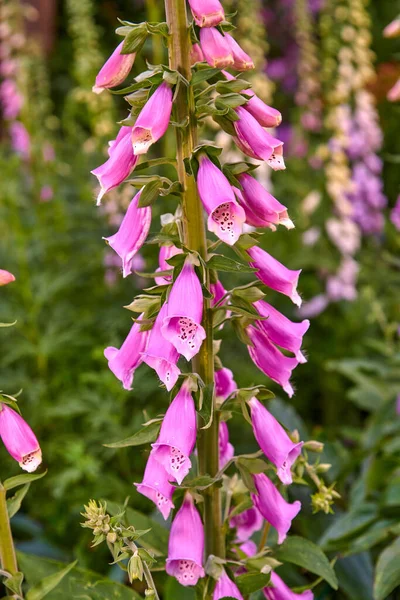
[233,107,285,171]
[213,571,244,600]
[152,380,196,484]
[240,540,258,557]
[0,269,15,286]
[141,303,180,391]
[135,452,175,520]
[236,173,294,230]
[251,473,301,544]
[199,28,234,69]
[161,262,206,361]
[224,33,254,71]
[230,506,263,542]
[249,397,303,485]
[197,155,246,245]
[166,493,205,586]
[210,280,227,307]
[188,0,224,27]
[215,368,237,402]
[104,318,149,390]
[219,421,234,468]
[92,127,138,205]
[0,404,42,472]
[190,43,205,65]
[131,82,173,155]
[93,41,135,93]
[247,326,299,398]
[223,71,282,127]
[248,246,302,307]
[264,571,314,600]
[154,244,183,285]
[383,18,400,38]
[103,190,151,277]
[387,78,400,102]
[254,300,309,363]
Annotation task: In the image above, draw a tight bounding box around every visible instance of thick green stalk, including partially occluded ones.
[0,483,18,594]
[164,0,225,561]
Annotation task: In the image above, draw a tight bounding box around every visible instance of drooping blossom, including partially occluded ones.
[383,18,400,38]
[224,33,254,71]
[103,190,152,277]
[135,451,175,520]
[223,71,281,127]
[230,506,263,542]
[254,300,309,363]
[188,0,224,27]
[239,540,258,558]
[166,493,205,586]
[92,126,138,205]
[152,380,196,484]
[390,196,400,230]
[248,246,302,307]
[161,262,206,361]
[251,473,301,544]
[215,368,237,403]
[219,421,234,468]
[141,303,180,391]
[190,43,205,65]
[197,155,245,245]
[104,317,149,390]
[248,397,303,485]
[387,79,400,102]
[93,41,135,93]
[131,82,173,155]
[9,121,30,159]
[0,404,42,472]
[247,326,299,398]
[0,269,15,286]
[199,28,234,69]
[264,571,314,600]
[213,570,244,600]
[154,244,183,285]
[210,280,227,307]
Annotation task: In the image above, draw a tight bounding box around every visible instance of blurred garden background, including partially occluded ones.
[0,0,399,598]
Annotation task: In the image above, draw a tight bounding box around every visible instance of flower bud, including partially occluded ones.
[0,404,42,472]
[93,41,135,93]
[0,269,15,286]
[128,553,144,582]
[304,440,324,453]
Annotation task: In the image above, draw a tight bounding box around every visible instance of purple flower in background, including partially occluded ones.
[230,506,263,542]
[154,244,183,285]
[104,317,148,390]
[188,0,224,27]
[219,421,234,468]
[264,571,314,600]
[0,79,23,119]
[248,246,302,307]
[224,33,254,71]
[390,196,400,230]
[9,121,30,159]
[199,28,234,69]
[131,82,173,155]
[135,452,175,520]
[215,367,237,402]
[93,41,135,93]
[0,404,42,472]
[40,186,53,202]
[213,571,244,600]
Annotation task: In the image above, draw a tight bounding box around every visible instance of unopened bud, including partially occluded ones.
[316,463,332,473]
[106,531,117,544]
[290,429,300,443]
[304,440,324,453]
[128,553,144,582]
[145,589,156,598]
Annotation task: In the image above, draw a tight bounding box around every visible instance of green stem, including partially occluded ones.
[164,0,224,563]
[0,483,18,594]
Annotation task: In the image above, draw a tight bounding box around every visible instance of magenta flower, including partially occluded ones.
[188,0,224,27]
[387,78,400,102]
[264,571,314,600]
[135,451,175,520]
[254,300,309,363]
[93,41,135,93]
[224,33,254,71]
[236,173,293,230]
[233,107,285,171]
[197,155,245,245]
[190,43,205,65]
[103,190,151,277]
[247,326,299,398]
[166,493,205,586]
[0,269,15,286]
[240,540,258,557]
[199,28,234,69]
[219,421,234,468]
[213,571,244,600]
[215,368,237,402]
[92,127,138,205]
[141,303,180,391]
[154,244,183,285]
[0,404,42,472]
[131,82,173,155]
[210,280,227,307]
[230,506,263,542]
[383,18,400,39]
[245,92,282,128]
[10,121,30,159]
[161,262,206,360]
[251,473,301,544]
[152,380,196,484]
[249,397,303,485]
[104,318,149,390]
[248,246,302,307]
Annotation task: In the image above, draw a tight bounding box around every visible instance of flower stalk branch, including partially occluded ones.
[0,482,19,594]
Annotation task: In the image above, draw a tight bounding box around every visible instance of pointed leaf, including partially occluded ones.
[26,560,77,600]
[373,538,400,600]
[104,420,162,448]
[7,483,30,518]
[4,470,47,491]
[236,572,270,594]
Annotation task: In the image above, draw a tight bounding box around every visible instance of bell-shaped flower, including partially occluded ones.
[247,326,299,398]
[141,302,180,391]
[223,71,282,127]
[103,190,152,277]
[154,244,183,285]
[240,540,258,557]
[264,571,314,600]
[247,246,302,307]
[104,317,149,390]
[215,367,237,403]
[93,41,135,93]
[161,262,206,360]
[131,82,173,155]
[152,380,196,484]
[197,155,245,245]
[166,493,205,586]
[135,451,175,520]
[0,269,15,286]
[249,397,303,484]
[236,174,293,230]
[224,33,254,71]
[213,571,244,600]
[219,421,234,468]
[199,28,234,69]
[254,300,309,363]
[0,404,42,472]
[92,126,138,205]
[188,0,224,27]
[251,473,301,544]
[233,107,285,171]
[230,506,263,542]
[190,43,205,65]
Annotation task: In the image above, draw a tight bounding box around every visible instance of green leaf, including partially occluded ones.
[229,497,253,518]
[7,483,30,518]
[215,93,248,109]
[207,255,256,273]
[121,26,148,54]
[319,504,378,551]
[236,461,256,494]
[373,538,400,600]
[192,67,220,85]
[137,179,162,207]
[198,383,214,429]
[104,420,162,448]
[4,572,24,595]
[4,469,47,491]
[275,536,338,590]
[107,503,169,556]
[212,113,237,136]
[232,286,265,303]
[26,560,77,600]
[236,571,270,594]
[216,79,251,93]
[179,474,222,490]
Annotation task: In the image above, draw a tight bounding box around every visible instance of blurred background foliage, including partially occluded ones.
[0,0,399,598]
